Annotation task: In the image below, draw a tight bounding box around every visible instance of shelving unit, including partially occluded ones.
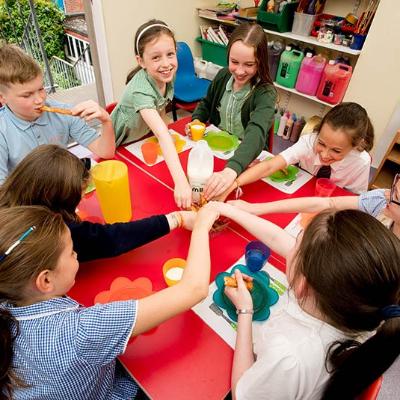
[370,130,400,189]
[196,10,362,111]
[198,14,362,56]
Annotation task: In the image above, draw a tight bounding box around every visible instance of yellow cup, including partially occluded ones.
[91,160,132,223]
[190,123,206,141]
[162,258,186,286]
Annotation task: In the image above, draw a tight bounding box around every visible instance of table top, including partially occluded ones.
[70,118,349,399]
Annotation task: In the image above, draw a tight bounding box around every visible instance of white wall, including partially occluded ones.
[93,0,216,103]
[343,0,400,167]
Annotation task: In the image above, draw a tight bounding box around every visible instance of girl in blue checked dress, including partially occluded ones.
[0,205,219,400]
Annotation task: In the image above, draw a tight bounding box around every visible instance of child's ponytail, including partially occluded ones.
[322,316,400,399]
[0,309,23,400]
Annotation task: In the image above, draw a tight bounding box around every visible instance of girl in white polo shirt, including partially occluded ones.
[229,102,374,194]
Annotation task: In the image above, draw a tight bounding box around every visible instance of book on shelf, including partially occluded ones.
[207,26,225,45]
[218,26,229,45]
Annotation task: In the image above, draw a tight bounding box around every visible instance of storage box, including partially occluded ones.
[257,1,298,33]
[239,7,259,17]
[291,12,316,36]
[196,37,227,67]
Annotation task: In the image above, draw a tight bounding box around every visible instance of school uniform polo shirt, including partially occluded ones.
[219,76,251,139]
[4,296,138,399]
[0,100,99,184]
[111,68,174,146]
[280,133,371,194]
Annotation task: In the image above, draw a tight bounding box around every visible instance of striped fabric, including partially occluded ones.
[4,296,138,399]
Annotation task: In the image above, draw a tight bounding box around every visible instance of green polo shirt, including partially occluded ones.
[219,76,251,140]
[111,68,174,146]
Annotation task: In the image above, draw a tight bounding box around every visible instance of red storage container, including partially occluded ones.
[316,61,352,104]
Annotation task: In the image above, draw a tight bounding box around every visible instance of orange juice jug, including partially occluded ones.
[91,160,132,223]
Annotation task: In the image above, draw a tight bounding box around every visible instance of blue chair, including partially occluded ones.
[172,42,211,121]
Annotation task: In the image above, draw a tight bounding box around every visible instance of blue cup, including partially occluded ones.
[350,34,366,50]
[245,241,270,272]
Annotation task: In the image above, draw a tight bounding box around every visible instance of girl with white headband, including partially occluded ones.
[111,20,192,209]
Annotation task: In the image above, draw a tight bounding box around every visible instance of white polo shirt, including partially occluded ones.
[280,133,371,194]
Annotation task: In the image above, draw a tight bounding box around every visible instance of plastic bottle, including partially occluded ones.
[276,48,304,88]
[290,116,305,142]
[187,140,214,204]
[316,61,353,104]
[295,53,326,96]
[268,41,285,81]
[277,111,289,137]
[282,113,295,140]
[273,108,282,134]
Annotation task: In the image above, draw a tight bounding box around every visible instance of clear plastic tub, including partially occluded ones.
[291,12,316,36]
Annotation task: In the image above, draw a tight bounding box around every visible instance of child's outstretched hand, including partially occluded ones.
[194,202,220,231]
[204,168,237,200]
[179,210,197,231]
[174,180,192,209]
[224,269,253,311]
[227,200,258,214]
[72,100,111,124]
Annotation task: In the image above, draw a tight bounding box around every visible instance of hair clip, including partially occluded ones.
[0,226,36,262]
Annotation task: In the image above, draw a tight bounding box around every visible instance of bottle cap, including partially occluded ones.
[306,52,312,57]
[329,59,335,65]
[285,45,291,51]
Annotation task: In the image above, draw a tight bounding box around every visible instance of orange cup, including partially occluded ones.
[190,123,206,141]
[141,142,158,165]
[299,212,317,229]
[162,258,186,286]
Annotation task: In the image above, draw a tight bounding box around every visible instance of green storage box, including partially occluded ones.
[196,37,227,67]
[257,1,298,32]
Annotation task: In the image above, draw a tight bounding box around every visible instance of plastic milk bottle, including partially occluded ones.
[187,140,214,204]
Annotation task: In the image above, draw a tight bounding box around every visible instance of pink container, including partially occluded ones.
[295,54,326,96]
[316,61,353,105]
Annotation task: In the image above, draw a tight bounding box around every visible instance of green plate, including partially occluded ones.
[270,165,299,182]
[213,264,279,322]
[264,157,299,182]
[204,131,239,152]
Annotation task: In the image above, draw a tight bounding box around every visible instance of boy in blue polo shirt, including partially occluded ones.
[0,44,115,183]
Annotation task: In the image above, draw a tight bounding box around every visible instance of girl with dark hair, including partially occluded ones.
[209,201,400,399]
[225,102,374,196]
[0,144,196,262]
[189,22,277,199]
[0,204,218,399]
[111,20,191,208]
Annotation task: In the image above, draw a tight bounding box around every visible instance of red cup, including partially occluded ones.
[315,178,336,197]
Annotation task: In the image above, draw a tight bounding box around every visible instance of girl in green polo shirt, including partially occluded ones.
[111,20,191,209]
[191,22,277,200]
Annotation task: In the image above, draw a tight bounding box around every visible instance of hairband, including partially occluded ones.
[0,226,36,262]
[136,23,171,54]
[381,305,400,320]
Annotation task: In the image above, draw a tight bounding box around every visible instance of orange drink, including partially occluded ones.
[91,160,132,223]
[190,123,206,141]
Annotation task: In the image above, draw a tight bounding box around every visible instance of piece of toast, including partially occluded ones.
[41,105,73,115]
[224,276,253,291]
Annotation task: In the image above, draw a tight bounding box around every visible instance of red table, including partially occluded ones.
[70,118,349,399]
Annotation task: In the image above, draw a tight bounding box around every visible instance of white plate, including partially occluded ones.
[124,130,193,166]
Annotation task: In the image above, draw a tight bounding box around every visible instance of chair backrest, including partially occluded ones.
[357,376,383,400]
[176,42,196,79]
[105,102,117,115]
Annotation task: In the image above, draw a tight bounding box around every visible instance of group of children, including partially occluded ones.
[0,16,399,400]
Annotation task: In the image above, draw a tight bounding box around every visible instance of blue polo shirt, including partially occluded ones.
[4,296,139,399]
[0,99,99,183]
